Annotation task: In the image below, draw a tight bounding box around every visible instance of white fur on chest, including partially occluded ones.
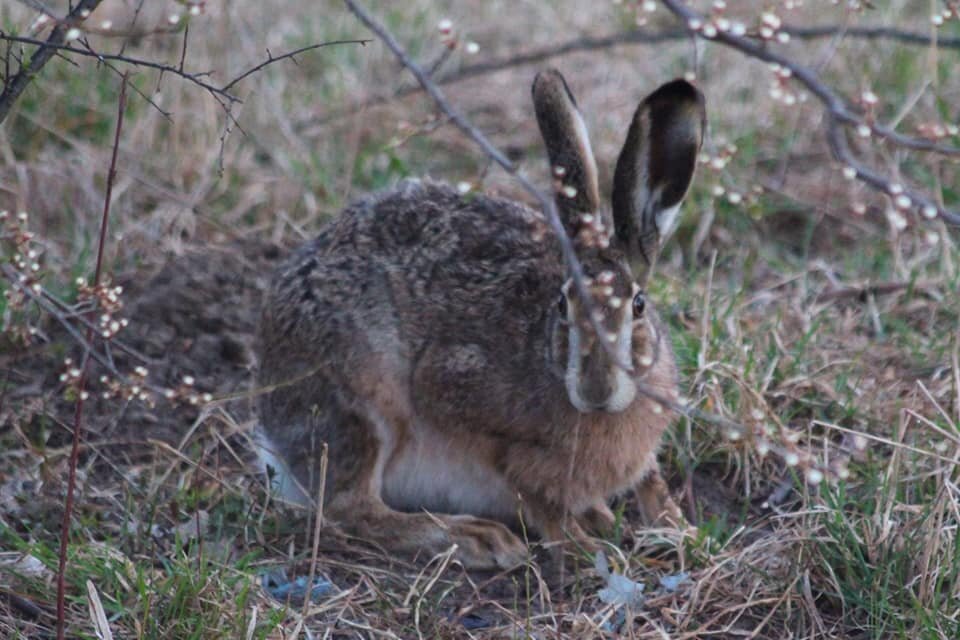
[381,425,518,521]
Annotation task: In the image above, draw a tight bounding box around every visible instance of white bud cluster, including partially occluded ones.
[915,121,959,141]
[630,0,657,27]
[30,13,51,33]
[162,3,205,29]
[682,2,746,39]
[758,11,789,42]
[701,144,750,206]
[1,211,47,315]
[768,63,802,106]
[99,365,154,405]
[721,404,849,486]
[575,212,610,250]
[700,142,737,172]
[58,358,83,384]
[931,5,958,26]
[152,374,214,407]
[436,17,475,52]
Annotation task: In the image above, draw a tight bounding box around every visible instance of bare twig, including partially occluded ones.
[55,73,126,640]
[0,0,103,124]
[658,0,960,225]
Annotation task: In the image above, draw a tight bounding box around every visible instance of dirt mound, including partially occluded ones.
[6,238,285,449]
[107,238,282,441]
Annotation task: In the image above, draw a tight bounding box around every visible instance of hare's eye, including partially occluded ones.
[557,295,568,316]
[632,291,646,318]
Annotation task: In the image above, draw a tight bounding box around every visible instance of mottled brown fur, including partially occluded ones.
[256,70,704,568]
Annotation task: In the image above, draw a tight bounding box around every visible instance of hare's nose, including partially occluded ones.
[577,373,614,411]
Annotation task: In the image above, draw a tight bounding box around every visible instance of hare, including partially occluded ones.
[255,69,705,569]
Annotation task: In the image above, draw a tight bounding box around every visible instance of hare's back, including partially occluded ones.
[262,180,564,362]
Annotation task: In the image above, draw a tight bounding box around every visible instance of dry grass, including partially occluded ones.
[1,1,959,638]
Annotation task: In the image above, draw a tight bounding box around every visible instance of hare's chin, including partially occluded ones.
[606,368,638,412]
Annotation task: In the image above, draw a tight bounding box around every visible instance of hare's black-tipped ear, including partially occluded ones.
[532,69,601,235]
[612,79,705,279]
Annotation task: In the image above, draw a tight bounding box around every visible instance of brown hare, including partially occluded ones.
[255,69,705,569]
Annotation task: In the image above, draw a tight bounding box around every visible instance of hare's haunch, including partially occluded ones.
[255,70,705,569]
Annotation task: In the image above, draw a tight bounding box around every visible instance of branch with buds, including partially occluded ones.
[658,0,959,226]
[297,20,960,133]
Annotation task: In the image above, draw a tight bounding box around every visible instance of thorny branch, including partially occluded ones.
[0,0,102,124]
[0,31,369,120]
[659,0,960,225]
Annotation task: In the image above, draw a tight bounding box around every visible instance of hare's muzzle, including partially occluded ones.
[564,312,637,414]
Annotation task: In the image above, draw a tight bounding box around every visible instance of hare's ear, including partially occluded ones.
[532,69,601,235]
[612,79,705,280]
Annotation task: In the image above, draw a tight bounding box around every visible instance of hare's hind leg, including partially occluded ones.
[333,497,529,570]
[578,502,617,537]
[262,380,527,570]
[323,408,528,569]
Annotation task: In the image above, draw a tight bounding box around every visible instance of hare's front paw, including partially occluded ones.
[635,469,685,528]
[444,515,528,570]
[578,502,617,538]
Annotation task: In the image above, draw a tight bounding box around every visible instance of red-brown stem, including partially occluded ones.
[55,75,127,640]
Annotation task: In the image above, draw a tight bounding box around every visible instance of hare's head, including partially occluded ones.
[532,69,705,413]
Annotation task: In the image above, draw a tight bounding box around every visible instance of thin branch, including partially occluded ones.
[55,73,126,640]
[445,23,960,85]
[786,23,960,49]
[177,22,190,74]
[0,0,103,124]
[77,40,173,119]
[221,40,369,93]
[659,0,959,226]
[342,0,621,368]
